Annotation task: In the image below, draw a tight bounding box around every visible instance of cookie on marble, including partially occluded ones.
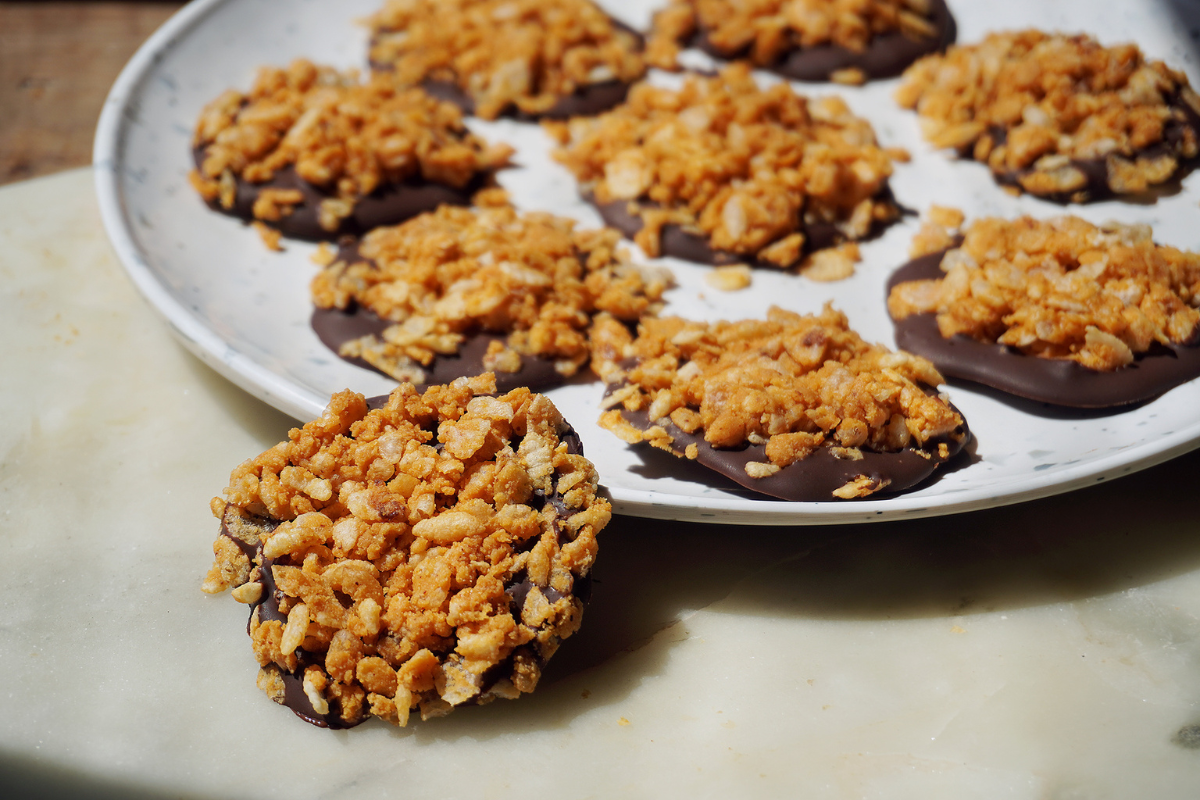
[202,376,610,728]
[188,60,512,242]
[646,0,955,85]
[309,200,672,390]
[548,65,902,276]
[887,213,1200,407]
[592,305,969,501]
[367,0,645,121]
[896,31,1200,202]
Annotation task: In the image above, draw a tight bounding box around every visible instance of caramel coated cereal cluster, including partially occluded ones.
[310,204,672,383]
[888,216,1200,371]
[368,0,645,120]
[189,59,511,231]
[896,31,1200,199]
[203,376,610,727]
[648,0,942,72]
[548,65,900,267]
[595,305,961,470]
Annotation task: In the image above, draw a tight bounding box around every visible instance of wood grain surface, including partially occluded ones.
[1,2,185,186]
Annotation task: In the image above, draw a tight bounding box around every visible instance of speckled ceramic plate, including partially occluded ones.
[95,0,1200,524]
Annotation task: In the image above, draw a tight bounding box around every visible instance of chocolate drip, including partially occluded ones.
[689,0,955,82]
[887,249,1200,408]
[192,148,484,241]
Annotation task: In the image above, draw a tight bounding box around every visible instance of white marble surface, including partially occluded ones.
[4,169,1200,798]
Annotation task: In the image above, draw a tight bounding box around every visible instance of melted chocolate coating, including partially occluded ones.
[588,192,895,269]
[980,95,1200,203]
[310,242,566,392]
[192,148,482,241]
[690,0,955,82]
[610,391,969,502]
[887,249,1200,408]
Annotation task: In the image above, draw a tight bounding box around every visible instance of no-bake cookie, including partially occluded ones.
[592,305,969,501]
[310,202,672,390]
[202,376,610,727]
[367,0,645,120]
[189,60,512,241]
[896,30,1200,202]
[887,213,1200,406]
[548,65,902,274]
[646,0,956,84]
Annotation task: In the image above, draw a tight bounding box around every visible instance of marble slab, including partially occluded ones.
[3,169,1200,797]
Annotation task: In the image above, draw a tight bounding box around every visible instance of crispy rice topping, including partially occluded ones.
[896,30,1200,198]
[368,0,645,120]
[203,377,610,726]
[889,215,1200,371]
[548,65,900,266]
[647,0,941,72]
[594,305,960,469]
[189,59,511,229]
[310,204,672,383]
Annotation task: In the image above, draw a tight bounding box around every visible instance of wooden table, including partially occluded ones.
[0,2,185,186]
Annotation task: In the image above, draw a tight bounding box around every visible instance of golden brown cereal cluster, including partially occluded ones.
[648,0,942,72]
[189,59,512,231]
[203,376,610,727]
[368,0,645,120]
[548,65,900,267]
[594,305,962,472]
[888,216,1200,371]
[310,204,672,384]
[896,31,1200,199]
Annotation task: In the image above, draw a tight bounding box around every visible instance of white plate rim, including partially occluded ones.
[92,0,1200,526]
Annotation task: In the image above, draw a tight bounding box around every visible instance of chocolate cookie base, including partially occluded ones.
[219,421,589,729]
[588,192,896,269]
[612,404,969,502]
[689,0,955,82]
[419,77,634,121]
[369,17,642,121]
[887,249,1200,408]
[311,304,566,393]
[193,148,483,241]
[974,94,1200,204]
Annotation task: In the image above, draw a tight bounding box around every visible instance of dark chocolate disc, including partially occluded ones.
[220,410,589,729]
[192,148,483,241]
[689,0,956,82]
[609,394,969,502]
[370,19,642,121]
[887,249,1200,408]
[587,191,896,269]
[311,242,565,392]
[312,304,565,393]
[418,77,635,121]
[980,95,1200,203]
